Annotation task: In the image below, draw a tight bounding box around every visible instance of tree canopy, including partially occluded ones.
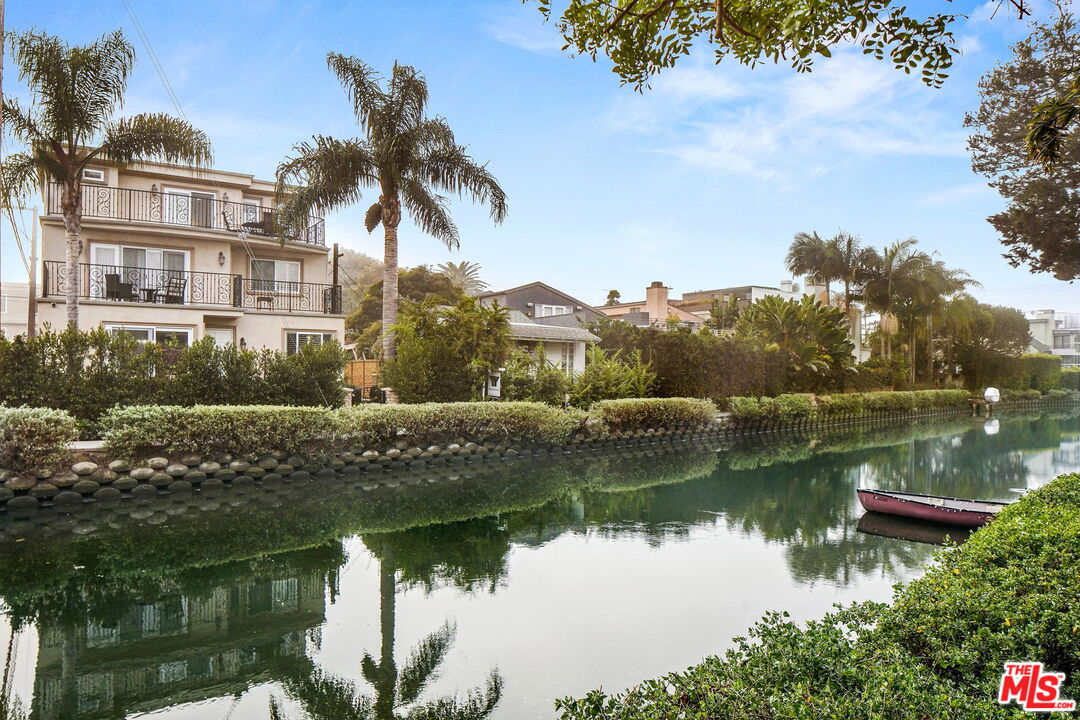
[533,0,959,90]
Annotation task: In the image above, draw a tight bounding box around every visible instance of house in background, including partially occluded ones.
[674,281,802,319]
[598,281,711,330]
[1028,310,1080,367]
[478,282,602,374]
[1,282,29,337]
[34,160,344,352]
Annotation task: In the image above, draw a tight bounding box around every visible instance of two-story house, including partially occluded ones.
[1028,309,1080,368]
[34,160,344,352]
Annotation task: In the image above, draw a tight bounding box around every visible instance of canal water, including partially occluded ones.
[0,411,1077,719]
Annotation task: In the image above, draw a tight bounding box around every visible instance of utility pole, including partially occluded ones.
[332,242,341,286]
[27,207,37,337]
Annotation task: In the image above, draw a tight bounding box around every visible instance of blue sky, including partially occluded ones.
[3,0,1077,310]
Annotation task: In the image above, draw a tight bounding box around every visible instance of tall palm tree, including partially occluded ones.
[275,55,507,368]
[826,231,876,312]
[437,260,488,296]
[862,238,920,359]
[786,231,840,304]
[1,29,212,327]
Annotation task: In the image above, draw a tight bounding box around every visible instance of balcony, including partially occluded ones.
[44,183,326,247]
[42,261,343,315]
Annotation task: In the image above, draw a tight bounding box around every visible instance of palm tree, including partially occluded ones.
[786,231,839,304]
[1027,71,1080,166]
[437,260,488,296]
[826,232,876,312]
[275,55,507,369]
[1,29,212,327]
[862,238,920,359]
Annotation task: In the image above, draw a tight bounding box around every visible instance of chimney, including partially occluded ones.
[780,280,793,293]
[645,281,669,321]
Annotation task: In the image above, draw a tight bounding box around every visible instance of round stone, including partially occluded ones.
[246,466,266,479]
[315,468,337,480]
[258,457,279,469]
[7,496,38,513]
[30,468,53,480]
[72,461,98,476]
[197,461,221,474]
[148,457,169,470]
[229,460,251,473]
[91,468,119,484]
[53,491,83,506]
[286,456,306,467]
[271,450,288,460]
[167,480,193,494]
[94,487,123,502]
[130,485,157,499]
[149,472,173,487]
[385,448,402,459]
[108,460,132,473]
[201,478,225,491]
[275,464,295,475]
[130,467,155,481]
[4,476,37,492]
[112,477,138,491]
[362,450,380,460]
[261,473,281,483]
[29,483,58,499]
[73,480,100,495]
[179,455,202,467]
[51,472,79,488]
[165,464,189,477]
[0,488,13,503]
[182,471,207,483]
[290,471,311,482]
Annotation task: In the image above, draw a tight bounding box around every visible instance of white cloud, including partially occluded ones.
[483,7,564,54]
[919,181,995,206]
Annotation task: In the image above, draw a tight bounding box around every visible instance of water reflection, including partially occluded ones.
[0,411,1075,719]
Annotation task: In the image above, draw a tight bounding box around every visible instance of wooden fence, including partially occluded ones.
[345,359,381,389]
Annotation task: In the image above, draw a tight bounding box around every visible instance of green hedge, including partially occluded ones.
[556,473,1080,719]
[338,402,586,448]
[1064,368,1080,391]
[1013,353,1063,392]
[588,398,716,433]
[0,406,78,475]
[728,389,971,423]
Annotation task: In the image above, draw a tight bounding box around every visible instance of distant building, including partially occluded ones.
[477,281,602,374]
[1027,310,1080,367]
[599,280,806,330]
[1,282,29,337]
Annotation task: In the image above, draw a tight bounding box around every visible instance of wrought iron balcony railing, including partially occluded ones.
[44,183,326,246]
[42,261,342,315]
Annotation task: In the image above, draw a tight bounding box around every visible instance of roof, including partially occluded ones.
[476,281,598,310]
[509,322,600,342]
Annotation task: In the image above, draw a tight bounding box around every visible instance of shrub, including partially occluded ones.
[1001,388,1042,401]
[816,392,866,415]
[1010,353,1063,392]
[0,406,78,474]
[569,347,654,408]
[911,389,970,408]
[589,398,716,434]
[500,346,572,406]
[1064,368,1080,391]
[100,405,342,458]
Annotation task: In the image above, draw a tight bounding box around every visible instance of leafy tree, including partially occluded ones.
[569,346,655,407]
[947,303,1031,389]
[533,0,960,90]
[785,231,836,301]
[346,265,462,339]
[605,289,622,305]
[338,250,384,316]
[379,297,510,402]
[1,29,212,327]
[275,55,507,373]
[967,11,1080,280]
[707,295,741,331]
[500,345,573,405]
[437,260,488,296]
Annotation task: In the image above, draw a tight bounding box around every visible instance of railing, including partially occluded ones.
[42,261,342,315]
[45,183,326,246]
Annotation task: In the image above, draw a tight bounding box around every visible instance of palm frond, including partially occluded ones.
[412,135,507,223]
[275,135,379,236]
[327,53,388,134]
[404,670,502,720]
[386,62,429,138]
[397,621,456,705]
[2,99,47,145]
[279,666,374,720]
[0,153,45,209]
[400,177,459,249]
[95,113,212,168]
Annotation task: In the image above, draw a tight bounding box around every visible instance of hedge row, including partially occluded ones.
[0,407,78,474]
[1065,368,1080,391]
[556,473,1080,719]
[728,389,972,422]
[96,398,710,460]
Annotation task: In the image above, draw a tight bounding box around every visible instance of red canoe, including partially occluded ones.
[856,488,1009,528]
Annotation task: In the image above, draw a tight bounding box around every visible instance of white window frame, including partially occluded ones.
[81,168,106,183]
[286,330,334,355]
[250,258,301,295]
[536,304,573,317]
[205,327,235,345]
[105,324,193,346]
[90,243,190,301]
[163,186,217,228]
[560,341,576,372]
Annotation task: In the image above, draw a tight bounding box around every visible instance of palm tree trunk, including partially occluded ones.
[380,193,402,403]
[61,183,83,328]
[376,556,397,720]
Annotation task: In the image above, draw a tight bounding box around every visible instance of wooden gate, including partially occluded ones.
[345,359,381,389]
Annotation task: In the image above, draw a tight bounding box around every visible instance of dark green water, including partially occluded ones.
[0,411,1077,720]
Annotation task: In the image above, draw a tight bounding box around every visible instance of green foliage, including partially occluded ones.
[500,346,572,405]
[569,347,654,408]
[1015,353,1063,392]
[99,405,343,458]
[556,473,1080,720]
[588,398,715,434]
[345,265,463,336]
[589,318,784,400]
[706,295,741,331]
[0,406,78,474]
[735,295,855,391]
[729,389,971,424]
[1001,388,1042,402]
[535,0,959,90]
[1065,368,1080,391]
[0,328,348,438]
[379,297,511,403]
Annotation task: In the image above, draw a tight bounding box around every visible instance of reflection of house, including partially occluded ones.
[1,281,29,337]
[34,160,344,352]
[32,569,326,719]
[1028,309,1080,367]
[478,282,602,374]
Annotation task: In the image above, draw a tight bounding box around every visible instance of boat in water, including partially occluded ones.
[856,511,975,545]
[856,488,1009,528]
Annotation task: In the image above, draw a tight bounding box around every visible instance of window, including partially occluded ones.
[205,328,234,345]
[1055,335,1071,349]
[251,259,301,294]
[164,187,216,228]
[81,168,106,183]
[286,331,333,355]
[90,243,189,300]
[105,324,192,346]
[560,341,576,372]
[536,304,572,317]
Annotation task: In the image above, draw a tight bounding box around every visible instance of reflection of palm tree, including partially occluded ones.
[271,556,501,720]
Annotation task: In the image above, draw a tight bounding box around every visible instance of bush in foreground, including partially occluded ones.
[555,473,1080,720]
[0,407,78,475]
[589,398,716,434]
